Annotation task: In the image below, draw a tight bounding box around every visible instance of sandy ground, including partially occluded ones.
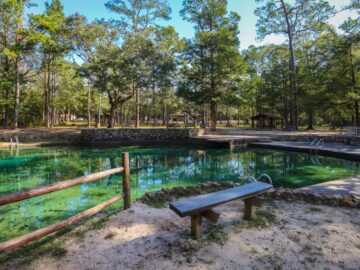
[10,199,358,270]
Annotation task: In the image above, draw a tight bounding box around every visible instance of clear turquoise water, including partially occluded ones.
[0,145,359,242]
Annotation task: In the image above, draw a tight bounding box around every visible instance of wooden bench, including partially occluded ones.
[169,182,273,239]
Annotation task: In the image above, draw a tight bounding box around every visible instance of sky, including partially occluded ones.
[27,0,358,50]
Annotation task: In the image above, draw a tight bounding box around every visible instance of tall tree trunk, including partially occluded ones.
[226,106,230,126]
[119,104,124,126]
[162,103,167,126]
[280,0,298,130]
[66,106,70,122]
[307,112,314,130]
[135,88,140,128]
[45,61,51,128]
[350,43,359,127]
[162,86,168,126]
[2,33,10,128]
[152,83,156,125]
[210,101,217,131]
[97,93,102,128]
[3,86,10,129]
[355,101,360,127]
[202,106,206,125]
[50,56,56,127]
[13,1,24,130]
[87,83,92,127]
[13,57,20,129]
[3,59,11,128]
[108,104,116,128]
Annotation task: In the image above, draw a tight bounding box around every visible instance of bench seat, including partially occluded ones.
[169,182,273,239]
[170,182,272,217]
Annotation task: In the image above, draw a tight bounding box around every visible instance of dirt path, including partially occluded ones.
[5,199,358,270]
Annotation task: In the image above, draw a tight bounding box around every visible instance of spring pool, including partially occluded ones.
[0,145,359,242]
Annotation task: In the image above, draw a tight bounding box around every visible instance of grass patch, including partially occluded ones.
[288,233,301,243]
[204,224,228,246]
[253,254,284,270]
[305,256,317,264]
[0,209,122,268]
[90,217,110,230]
[232,210,277,229]
[308,207,323,212]
[50,246,68,259]
[145,196,170,208]
[302,244,323,256]
[249,246,258,255]
[104,232,116,240]
[0,236,68,269]
[247,210,277,229]
[72,229,87,240]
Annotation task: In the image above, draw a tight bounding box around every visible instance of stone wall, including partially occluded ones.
[0,128,81,143]
[81,128,203,143]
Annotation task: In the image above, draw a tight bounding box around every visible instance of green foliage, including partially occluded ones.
[179,0,246,130]
[0,0,359,128]
[105,0,171,32]
[255,0,335,128]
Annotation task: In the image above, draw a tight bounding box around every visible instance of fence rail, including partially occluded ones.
[0,167,124,206]
[0,152,131,252]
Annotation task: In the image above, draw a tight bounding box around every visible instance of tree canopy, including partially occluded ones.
[0,0,359,130]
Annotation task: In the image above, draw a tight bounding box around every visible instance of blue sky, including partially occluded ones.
[27,0,357,49]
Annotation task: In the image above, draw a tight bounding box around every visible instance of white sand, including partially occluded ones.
[12,200,360,270]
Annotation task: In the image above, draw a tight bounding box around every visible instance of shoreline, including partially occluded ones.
[1,184,359,270]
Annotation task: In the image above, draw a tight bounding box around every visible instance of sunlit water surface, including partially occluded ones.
[0,145,359,241]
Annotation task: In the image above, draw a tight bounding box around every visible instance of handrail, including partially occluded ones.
[242,174,273,185]
[0,167,124,206]
[0,152,131,252]
[257,174,273,184]
[242,176,257,184]
[310,138,324,155]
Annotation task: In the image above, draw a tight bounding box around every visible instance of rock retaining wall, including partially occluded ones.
[81,128,203,143]
[140,182,360,208]
[0,128,81,142]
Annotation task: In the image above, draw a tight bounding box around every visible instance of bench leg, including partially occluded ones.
[201,209,220,224]
[243,197,255,220]
[191,215,202,240]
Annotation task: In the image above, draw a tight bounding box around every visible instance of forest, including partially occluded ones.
[0,0,359,130]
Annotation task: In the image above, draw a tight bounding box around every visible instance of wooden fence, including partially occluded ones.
[0,152,131,252]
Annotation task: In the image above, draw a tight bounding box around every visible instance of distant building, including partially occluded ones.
[251,113,284,129]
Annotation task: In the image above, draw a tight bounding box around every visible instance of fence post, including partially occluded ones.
[122,152,131,209]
